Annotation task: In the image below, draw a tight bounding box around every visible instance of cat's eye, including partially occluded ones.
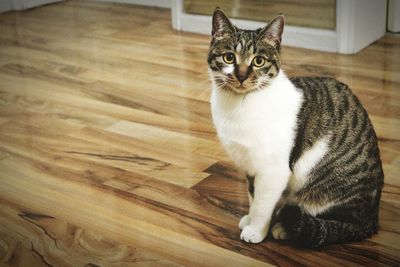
[253,56,266,67]
[223,53,235,64]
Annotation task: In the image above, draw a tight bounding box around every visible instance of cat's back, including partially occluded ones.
[290,76,356,107]
[289,76,370,132]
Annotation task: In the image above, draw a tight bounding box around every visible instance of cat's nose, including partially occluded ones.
[235,64,250,84]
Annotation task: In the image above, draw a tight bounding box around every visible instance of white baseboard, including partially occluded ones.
[95,0,171,8]
[388,0,400,32]
[179,13,338,53]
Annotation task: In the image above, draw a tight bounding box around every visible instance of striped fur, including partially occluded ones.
[208,9,384,248]
[281,77,384,247]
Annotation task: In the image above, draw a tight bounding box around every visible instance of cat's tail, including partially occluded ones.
[279,204,377,248]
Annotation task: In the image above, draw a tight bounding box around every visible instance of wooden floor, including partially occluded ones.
[0,1,399,266]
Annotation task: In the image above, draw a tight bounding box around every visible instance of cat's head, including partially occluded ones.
[208,8,284,94]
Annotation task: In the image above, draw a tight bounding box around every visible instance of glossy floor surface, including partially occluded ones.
[0,1,399,266]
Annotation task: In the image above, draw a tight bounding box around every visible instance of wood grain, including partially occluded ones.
[0,1,399,266]
[0,199,182,267]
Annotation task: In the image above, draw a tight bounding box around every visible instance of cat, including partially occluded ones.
[208,8,384,248]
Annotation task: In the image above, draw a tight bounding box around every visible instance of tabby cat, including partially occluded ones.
[208,9,384,247]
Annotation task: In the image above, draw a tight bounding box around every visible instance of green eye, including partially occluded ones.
[253,56,266,67]
[223,53,235,64]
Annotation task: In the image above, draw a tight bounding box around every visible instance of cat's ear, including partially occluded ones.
[212,8,234,36]
[259,15,285,50]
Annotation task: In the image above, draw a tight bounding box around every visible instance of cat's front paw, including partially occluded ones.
[271,222,289,240]
[240,225,267,243]
[239,215,251,229]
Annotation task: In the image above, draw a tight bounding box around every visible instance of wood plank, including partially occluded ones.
[0,199,182,267]
[1,154,399,266]
[370,115,400,141]
[106,120,226,161]
[0,120,212,188]
[0,119,240,228]
[0,73,216,139]
[0,156,271,267]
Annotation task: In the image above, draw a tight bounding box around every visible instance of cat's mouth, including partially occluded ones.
[235,84,250,92]
[220,81,257,94]
[211,71,259,94]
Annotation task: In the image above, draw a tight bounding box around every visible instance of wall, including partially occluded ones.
[0,0,63,13]
[0,0,13,13]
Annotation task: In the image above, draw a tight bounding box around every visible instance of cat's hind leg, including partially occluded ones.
[271,222,290,240]
[279,204,376,247]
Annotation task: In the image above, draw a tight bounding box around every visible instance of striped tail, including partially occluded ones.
[279,204,377,248]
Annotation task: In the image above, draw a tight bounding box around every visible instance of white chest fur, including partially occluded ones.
[210,71,303,175]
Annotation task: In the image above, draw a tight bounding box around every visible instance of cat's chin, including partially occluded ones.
[231,87,255,94]
[220,83,258,95]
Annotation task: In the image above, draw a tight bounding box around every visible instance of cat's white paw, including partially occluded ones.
[239,215,251,229]
[271,222,289,240]
[240,225,267,243]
